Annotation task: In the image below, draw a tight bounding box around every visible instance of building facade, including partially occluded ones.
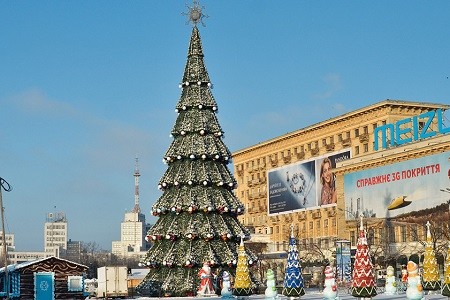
[2,212,80,266]
[232,99,449,265]
[44,212,68,257]
[112,210,150,257]
[0,232,14,253]
[112,158,151,258]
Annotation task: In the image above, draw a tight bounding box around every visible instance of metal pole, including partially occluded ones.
[340,242,344,282]
[0,178,12,300]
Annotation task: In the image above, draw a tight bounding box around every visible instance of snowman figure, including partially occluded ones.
[384,265,397,295]
[265,269,278,299]
[406,261,424,300]
[221,271,233,299]
[322,265,339,300]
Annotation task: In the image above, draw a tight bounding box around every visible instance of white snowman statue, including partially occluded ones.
[221,271,233,299]
[323,265,339,300]
[265,269,278,299]
[384,265,397,295]
[406,261,424,300]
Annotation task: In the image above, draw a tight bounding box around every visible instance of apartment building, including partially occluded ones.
[233,99,449,264]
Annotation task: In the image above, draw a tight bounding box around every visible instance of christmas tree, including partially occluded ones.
[282,225,305,298]
[233,235,253,297]
[442,242,450,296]
[422,221,441,291]
[136,3,256,297]
[351,216,377,298]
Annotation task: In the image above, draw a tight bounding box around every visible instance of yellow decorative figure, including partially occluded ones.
[422,221,441,291]
[233,235,253,298]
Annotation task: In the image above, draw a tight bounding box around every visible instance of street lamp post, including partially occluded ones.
[0,178,12,300]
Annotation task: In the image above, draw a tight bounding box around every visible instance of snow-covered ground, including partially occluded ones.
[109,290,450,299]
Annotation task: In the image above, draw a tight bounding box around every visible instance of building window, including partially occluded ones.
[309,221,313,230]
[355,146,360,155]
[346,131,350,139]
[354,128,359,137]
[418,121,425,131]
[401,225,407,243]
[363,143,369,153]
[337,133,342,142]
[68,276,83,292]
[322,138,327,146]
[372,123,377,130]
[363,126,368,134]
[330,136,334,143]
[411,226,418,241]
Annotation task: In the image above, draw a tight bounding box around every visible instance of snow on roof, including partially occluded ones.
[0,256,88,274]
[128,268,150,280]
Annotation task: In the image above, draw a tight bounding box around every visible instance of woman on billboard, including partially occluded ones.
[320,157,337,205]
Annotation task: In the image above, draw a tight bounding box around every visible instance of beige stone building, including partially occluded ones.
[233,99,450,264]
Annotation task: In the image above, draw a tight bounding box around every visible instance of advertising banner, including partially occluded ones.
[268,149,351,215]
[344,151,450,219]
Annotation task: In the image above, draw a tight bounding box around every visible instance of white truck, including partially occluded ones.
[97,266,129,298]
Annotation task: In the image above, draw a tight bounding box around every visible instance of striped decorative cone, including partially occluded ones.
[282,225,305,298]
[423,221,441,291]
[233,235,253,297]
[442,242,450,296]
[351,215,377,298]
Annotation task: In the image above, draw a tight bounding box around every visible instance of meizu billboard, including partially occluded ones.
[268,149,351,215]
[344,151,450,219]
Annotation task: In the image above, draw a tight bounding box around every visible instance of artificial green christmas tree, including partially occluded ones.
[136,4,256,297]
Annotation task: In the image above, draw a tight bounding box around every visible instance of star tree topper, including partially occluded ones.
[183,0,208,27]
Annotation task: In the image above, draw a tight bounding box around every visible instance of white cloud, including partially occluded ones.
[9,88,79,118]
[313,73,343,100]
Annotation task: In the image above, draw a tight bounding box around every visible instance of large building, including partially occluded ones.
[0,232,14,253]
[233,99,450,266]
[3,211,81,265]
[44,211,68,257]
[112,158,151,258]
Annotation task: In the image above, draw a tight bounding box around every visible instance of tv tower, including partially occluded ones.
[132,157,141,213]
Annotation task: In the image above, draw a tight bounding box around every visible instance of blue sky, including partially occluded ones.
[1,1,449,251]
